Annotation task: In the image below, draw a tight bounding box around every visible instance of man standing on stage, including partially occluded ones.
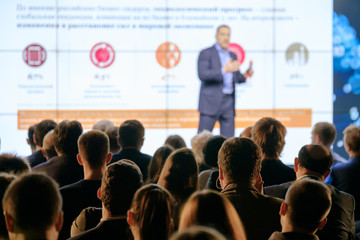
[197,25,253,138]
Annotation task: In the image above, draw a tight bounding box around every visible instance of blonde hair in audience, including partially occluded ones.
[343,125,360,155]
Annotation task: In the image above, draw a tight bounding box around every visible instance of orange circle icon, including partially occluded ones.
[156,42,181,69]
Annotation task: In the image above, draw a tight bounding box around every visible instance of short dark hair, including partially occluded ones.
[203,135,226,168]
[53,120,83,156]
[34,120,57,147]
[0,173,17,239]
[118,120,144,148]
[285,178,331,232]
[101,160,143,216]
[252,117,286,159]
[78,130,110,169]
[218,137,262,182]
[2,172,62,233]
[0,154,30,175]
[105,126,120,153]
[165,134,187,149]
[312,122,336,146]
[216,25,230,34]
[27,125,36,147]
[298,144,333,176]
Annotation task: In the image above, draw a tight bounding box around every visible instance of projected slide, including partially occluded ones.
[0,0,333,162]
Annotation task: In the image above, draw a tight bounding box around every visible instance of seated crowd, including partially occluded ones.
[1,117,359,240]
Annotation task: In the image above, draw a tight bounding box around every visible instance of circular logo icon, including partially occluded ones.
[156,42,181,69]
[228,43,245,64]
[23,44,46,67]
[286,43,309,66]
[90,42,115,68]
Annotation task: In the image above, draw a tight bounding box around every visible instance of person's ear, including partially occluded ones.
[294,158,299,172]
[279,202,287,216]
[127,210,134,226]
[4,212,14,232]
[55,211,64,232]
[77,154,83,166]
[218,166,224,181]
[97,187,101,200]
[106,152,112,164]
[317,217,328,230]
[33,133,37,145]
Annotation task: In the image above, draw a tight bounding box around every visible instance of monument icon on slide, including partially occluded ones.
[23,44,46,67]
[156,42,181,69]
[90,42,115,68]
[286,43,309,66]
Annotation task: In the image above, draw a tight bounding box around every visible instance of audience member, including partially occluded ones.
[269,179,332,240]
[239,126,252,138]
[179,190,246,240]
[165,134,187,149]
[26,124,36,153]
[69,160,143,239]
[127,184,175,240]
[111,120,151,180]
[218,137,283,240]
[311,122,347,165]
[252,117,295,186]
[146,144,174,183]
[198,135,226,190]
[26,119,57,167]
[0,153,30,175]
[265,144,355,240]
[2,173,63,240]
[92,119,115,132]
[33,120,84,187]
[42,129,57,160]
[171,226,227,240]
[59,130,112,239]
[105,126,121,154]
[326,125,360,222]
[0,173,17,240]
[190,130,213,172]
[70,207,102,237]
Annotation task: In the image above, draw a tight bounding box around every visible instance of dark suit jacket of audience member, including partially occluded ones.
[264,176,355,240]
[110,148,151,180]
[327,156,360,221]
[59,179,102,240]
[27,149,46,168]
[261,159,296,187]
[221,181,283,240]
[68,218,132,240]
[33,155,84,187]
[269,231,320,240]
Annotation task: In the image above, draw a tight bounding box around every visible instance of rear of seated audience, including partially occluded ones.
[0,173,17,240]
[0,153,30,175]
[105,126,121,154]
[69,159,143,239]
[170,226,227,240]
[252,117,296,186]
[269,178,332,240]
[92,119,115,132]
[42,129,57,160]
[146,144,174,184]
[165,134,187,149]
[190,130,213,172]
[59,130,112,239]
[178,190,246,240]
[26,124,36,153]
[127,184,175,240]
[2,172,63,240]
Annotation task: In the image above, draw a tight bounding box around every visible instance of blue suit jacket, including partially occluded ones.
[197,45,246,116]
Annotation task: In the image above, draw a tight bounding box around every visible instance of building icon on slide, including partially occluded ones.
[286,43,309,66]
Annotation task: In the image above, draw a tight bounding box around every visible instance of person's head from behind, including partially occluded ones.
[105,126,121,154]
[0,153,30,175]
[202,135,226,169]
[216,25,231,50]
[26,125,36,152]
[280,178,331,234]
[252,117,286,160]
[240,126,253,138]
[311,122,337,148]
[2,173,63,240]
[77,130,112,171]
[127,184,175,240]
[191,130,213,163]
[343,124,360,157]
[118,120,145,150]
[34,119,57,148]
[165,134,187,150]
[0,173,17,239]
[170,226,227,240]
[92,119,115,132]
[218,137,262,187]
[157,148,198,205]
[99,160,143,217]
[147,144,174,184]
[53,120,83,157]
[179,190,246,240]
[42,130,57,160]
[295,144,333,181]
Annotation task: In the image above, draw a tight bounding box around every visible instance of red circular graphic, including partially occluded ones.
[228,43,245,64]
[90,42,115,68]
[22,44,46,67]
[156,42,181,69]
